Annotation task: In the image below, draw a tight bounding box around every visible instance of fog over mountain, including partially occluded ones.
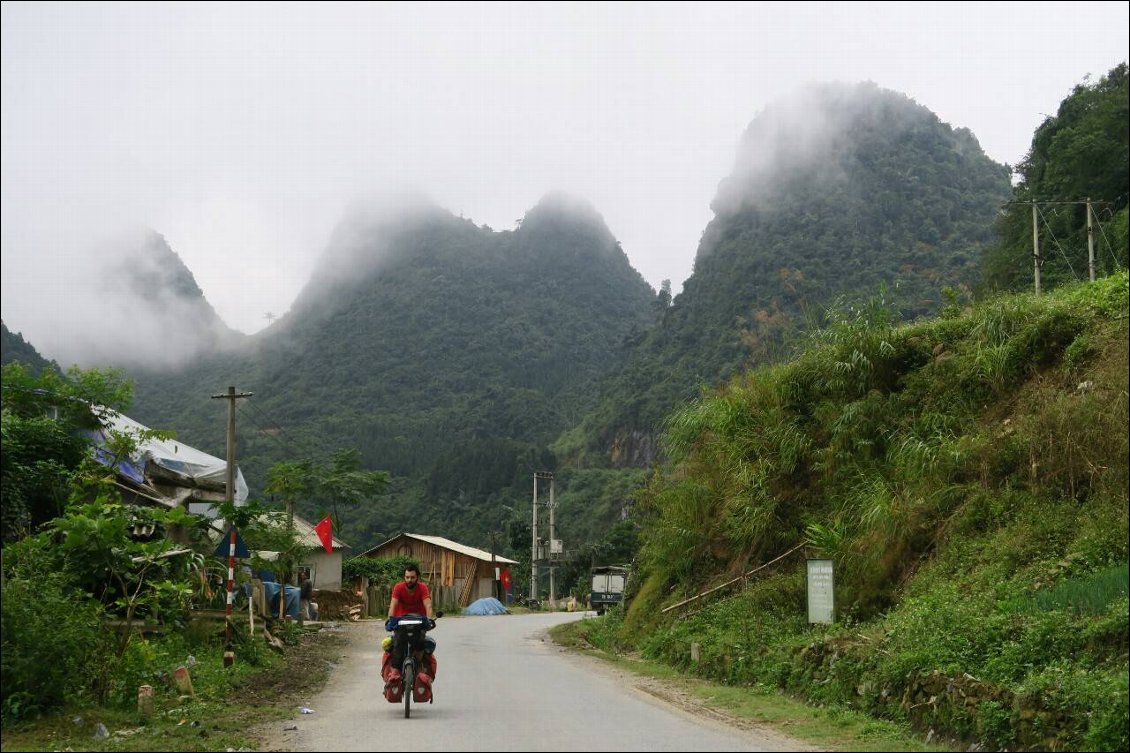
[15,226,242,370]
[3,3,1125,346]
[567,81,1012,467]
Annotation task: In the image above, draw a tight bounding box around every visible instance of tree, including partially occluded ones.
[982,63,1129,292]
[1,363,133,542]
[263,449,390,583]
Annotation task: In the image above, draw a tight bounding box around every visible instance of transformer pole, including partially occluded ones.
[210,386,252,667]
[549,473,556,608]
[1087,198,1096,282]
[531,474,538,602]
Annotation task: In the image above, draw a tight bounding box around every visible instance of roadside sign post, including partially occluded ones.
[806,559,835,624]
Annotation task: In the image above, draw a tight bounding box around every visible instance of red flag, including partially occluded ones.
[314,516,334,554]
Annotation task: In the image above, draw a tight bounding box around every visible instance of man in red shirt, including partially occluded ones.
[388,563,433,619]
[385,563,436,682]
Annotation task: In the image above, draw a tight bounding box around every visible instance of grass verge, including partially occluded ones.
[550,618,959,752]
[0,625,346,752]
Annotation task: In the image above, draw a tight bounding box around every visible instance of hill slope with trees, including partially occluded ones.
[982,63,1129,292]
[560,82,1012,470]
[587,271,1128,752]
[125,193,657,548]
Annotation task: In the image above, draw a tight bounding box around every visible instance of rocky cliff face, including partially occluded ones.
[608,429,659,468]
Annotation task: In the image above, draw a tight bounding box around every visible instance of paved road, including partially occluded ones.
[264,611,797,752]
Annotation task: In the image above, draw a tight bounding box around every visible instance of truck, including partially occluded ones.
[589,565,629,615]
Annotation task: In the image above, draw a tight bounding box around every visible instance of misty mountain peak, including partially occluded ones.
[711,81,980,217]
[108,228,206,304]
[521,191,611,234]
[516,191,620,262]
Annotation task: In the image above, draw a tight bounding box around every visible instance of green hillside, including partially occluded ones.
[1,322,55,374]
[983,64,1129,293]
[562,82,1012,470]
[589,272,1128,751]
[126,194,657,549]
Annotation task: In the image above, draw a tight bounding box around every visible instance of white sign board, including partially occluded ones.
[550,539,563,555]
[806,559,835,624]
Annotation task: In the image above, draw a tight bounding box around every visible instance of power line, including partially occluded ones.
[1092,209,1126,270]
[1036,204,1080,280]
[236,400,325,462]
[1005,199,1122,293]
[235,402,300,458]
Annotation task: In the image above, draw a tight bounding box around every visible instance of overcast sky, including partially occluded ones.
[2,2,1128,345]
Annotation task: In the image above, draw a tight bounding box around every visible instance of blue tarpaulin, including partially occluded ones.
[263,582,301,619]
[462,597,509,615]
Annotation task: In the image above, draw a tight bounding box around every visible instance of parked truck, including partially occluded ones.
[589,565,629,615]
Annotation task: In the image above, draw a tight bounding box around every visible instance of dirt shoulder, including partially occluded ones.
[246,621,363,752]
[243,622,355,751]
[547,617,957,752]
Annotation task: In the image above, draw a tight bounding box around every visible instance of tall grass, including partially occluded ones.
[1025,563,1129,615]
[624,273,1129,749]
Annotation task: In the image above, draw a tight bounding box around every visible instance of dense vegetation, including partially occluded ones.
[585,272,1128,751]
[3,62,1127,748]
[124,193,657,563]
[0,363,132,542]
[0,321,56,374]
[983,64,1129,293]
[563,82,1012,468]
[0,362,325,730]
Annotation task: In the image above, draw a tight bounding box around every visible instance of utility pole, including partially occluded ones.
[1086,198,1096,282]
[489,530,499,601]
[210,386,252,667]
[532,471,554,604]
[531,473,539,603]
[1010,199,1112,291]
[548,474,556,608]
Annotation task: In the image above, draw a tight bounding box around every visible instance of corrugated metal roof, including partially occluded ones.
[364,532,518,564]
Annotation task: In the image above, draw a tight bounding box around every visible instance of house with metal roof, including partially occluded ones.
[360,533,518,609]
[254,514,350,591]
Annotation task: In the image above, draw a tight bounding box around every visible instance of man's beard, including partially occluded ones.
[406,582,417,590]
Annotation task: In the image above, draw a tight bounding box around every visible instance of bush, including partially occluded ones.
[342,554,417,586]
[1015,662,1129,751]
[1,573,116,724]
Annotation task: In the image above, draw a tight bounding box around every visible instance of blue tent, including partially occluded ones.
[262,582,301,619]
[463,597,509,615]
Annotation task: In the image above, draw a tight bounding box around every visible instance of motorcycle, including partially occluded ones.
[381,612,441,718]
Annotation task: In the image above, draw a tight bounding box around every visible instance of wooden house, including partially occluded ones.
[360,533,518,610]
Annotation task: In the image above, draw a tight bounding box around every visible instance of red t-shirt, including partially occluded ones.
[391,580,431,616]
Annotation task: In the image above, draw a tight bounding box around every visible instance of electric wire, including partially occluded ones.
[1037,204,1080,279]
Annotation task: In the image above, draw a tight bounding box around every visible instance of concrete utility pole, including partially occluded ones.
[531,474,539,602]
[1010,199,1113,291]
[210,386,252,667]
[489,530,499,600]
[531,471,554,604]
[548,474,556,608]
[1086,198,1096,282]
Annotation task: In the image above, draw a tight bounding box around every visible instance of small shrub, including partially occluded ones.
[1063,332,1096,371]
[0,573,115,724]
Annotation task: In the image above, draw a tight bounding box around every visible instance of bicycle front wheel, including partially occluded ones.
[402,657,415,718]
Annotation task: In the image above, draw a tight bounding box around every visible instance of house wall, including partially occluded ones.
[365,537,508,607]
[476,577,497,601]
[303,549,343,591]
